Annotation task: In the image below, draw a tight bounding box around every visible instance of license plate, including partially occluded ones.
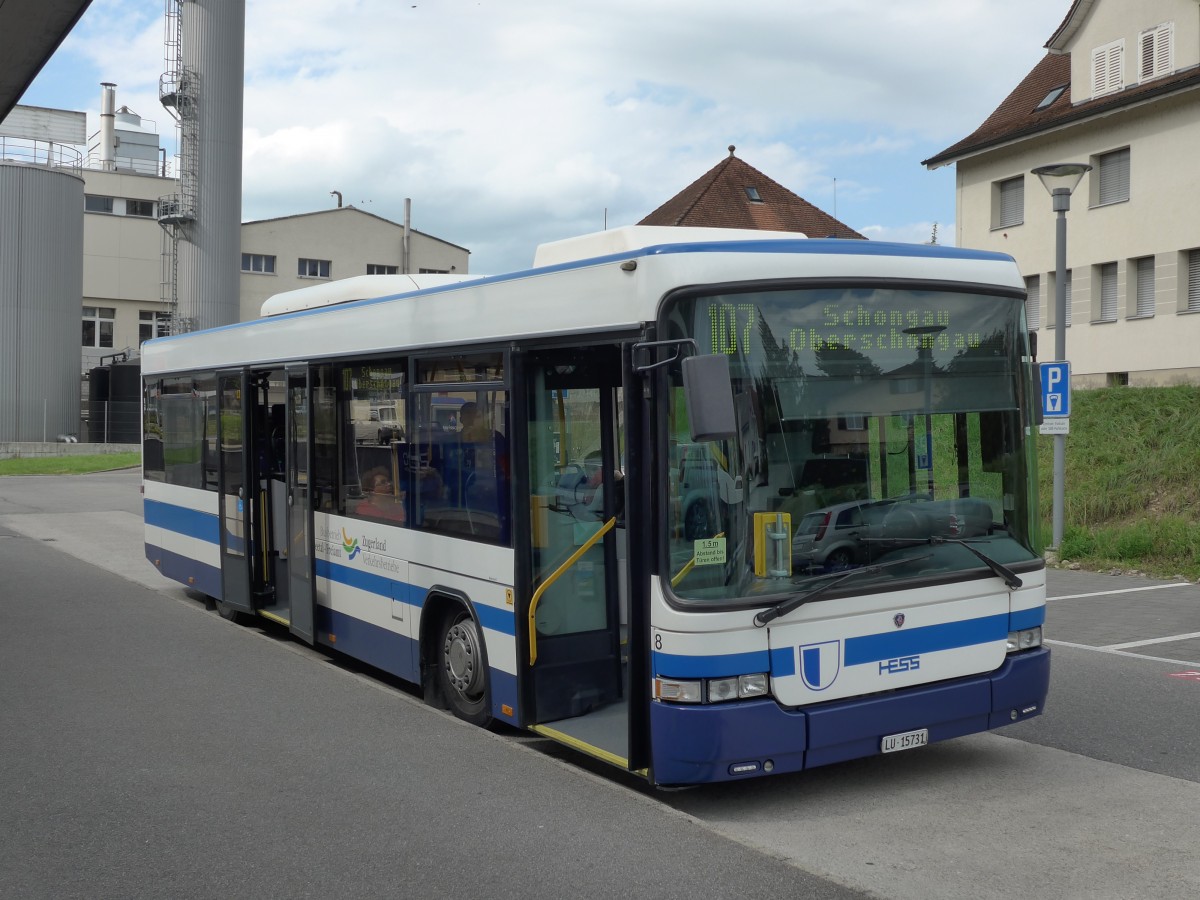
[881,728,929,753]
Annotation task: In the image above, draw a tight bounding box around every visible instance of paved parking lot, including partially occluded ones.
[1044,569,1200,666]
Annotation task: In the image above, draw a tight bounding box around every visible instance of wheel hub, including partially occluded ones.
[444,619,483,697]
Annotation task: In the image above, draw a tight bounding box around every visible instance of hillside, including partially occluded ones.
[1040,385,1200,579]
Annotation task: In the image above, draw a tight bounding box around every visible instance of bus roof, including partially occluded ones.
[142,228,1023,376]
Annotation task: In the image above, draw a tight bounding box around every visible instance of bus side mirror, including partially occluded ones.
[682,354,737,442]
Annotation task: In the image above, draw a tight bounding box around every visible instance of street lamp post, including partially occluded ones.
[1032,163,1091,551]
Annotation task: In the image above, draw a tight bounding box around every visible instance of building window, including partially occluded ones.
[745,186,763,202]
[367,264,398,275]
[85,195,114,214]
[1065,273,1073,326]
[1134,256,1155,317]
[1097,262,1118,322]
[241,253,276,274]
[299,258,331,278]
[126,199,155,217]
[1024,275,1040,329]
[1034,85,1067,111]
[82,306,115,348]
[992,176,1023,229]
[139,311,171,344]
[1140,22,1173,81]
[1188,249,1200,312]
[1093,147,1130,206]
[1092,39,1124,97]
[418,268,450,274]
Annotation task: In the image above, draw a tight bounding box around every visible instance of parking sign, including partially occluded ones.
[1040,361,1071,418]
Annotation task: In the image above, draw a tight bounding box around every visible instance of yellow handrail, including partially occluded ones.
[528,516,617,665]
[670,532,726,588]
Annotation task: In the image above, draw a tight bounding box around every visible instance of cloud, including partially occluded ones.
[24,0,1069,272]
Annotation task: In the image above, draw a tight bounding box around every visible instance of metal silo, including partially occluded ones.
[171,0,245,332]
[0,151,84,442]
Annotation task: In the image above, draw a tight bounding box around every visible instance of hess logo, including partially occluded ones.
[879,655,920,675]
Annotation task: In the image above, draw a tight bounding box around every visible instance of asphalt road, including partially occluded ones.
[0,471,862,900]
[3,470,1199,899]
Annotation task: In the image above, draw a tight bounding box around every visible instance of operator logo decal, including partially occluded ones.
[799,640,841,691]
[342,527,362,560]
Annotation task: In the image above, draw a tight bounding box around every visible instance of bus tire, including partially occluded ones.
[215,599,243,624]
[436,607,492,727]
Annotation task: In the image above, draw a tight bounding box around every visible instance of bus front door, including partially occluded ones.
[522,347,628,761]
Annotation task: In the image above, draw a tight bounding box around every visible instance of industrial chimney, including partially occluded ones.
[99,82,116,171]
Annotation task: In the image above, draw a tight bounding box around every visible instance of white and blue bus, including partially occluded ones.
[141,226,1049,786]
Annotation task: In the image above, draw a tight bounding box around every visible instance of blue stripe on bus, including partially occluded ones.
[654,609,1036,680]
[316,558,516,636]
[843,613,1009,667]
[1009,606,1045,630]
[643,239,1013,264]
[316,557,405,601]
[654,650,771,679]
[144,499,220,543]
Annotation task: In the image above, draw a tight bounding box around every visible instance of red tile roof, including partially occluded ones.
[639,147,864,239]
[924,49,1200,169]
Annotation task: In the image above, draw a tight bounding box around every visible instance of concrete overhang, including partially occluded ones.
[0,0,95,121]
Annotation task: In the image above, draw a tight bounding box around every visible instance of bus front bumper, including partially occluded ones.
[648,647,1050,786]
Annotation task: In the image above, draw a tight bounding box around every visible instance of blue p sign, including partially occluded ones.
[1040,362,1071,417]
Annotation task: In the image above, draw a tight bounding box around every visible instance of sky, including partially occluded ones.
[18,0,1070,275]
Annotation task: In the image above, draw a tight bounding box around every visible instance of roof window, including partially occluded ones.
[745,187,763,202]
[1034,85,1066,111]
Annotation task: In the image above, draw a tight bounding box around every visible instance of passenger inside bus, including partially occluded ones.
[356,469,406,522]
[573,449,623,523]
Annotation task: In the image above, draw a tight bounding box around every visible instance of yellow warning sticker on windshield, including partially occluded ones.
[693,537,727,567]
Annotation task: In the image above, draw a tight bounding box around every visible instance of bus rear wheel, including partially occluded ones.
[437,609,492,727]
[214,599,243,624]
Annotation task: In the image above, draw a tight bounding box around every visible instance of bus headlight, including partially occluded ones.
[654,678,703,703]
[655,674,770,704]
[1006,627,1042,652]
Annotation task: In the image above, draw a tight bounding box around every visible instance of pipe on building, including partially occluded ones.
[403,197,411,274]
[100,82,116,171]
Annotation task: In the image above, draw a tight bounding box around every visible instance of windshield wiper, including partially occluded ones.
[753,554,932,628]
[932,537,1023,589]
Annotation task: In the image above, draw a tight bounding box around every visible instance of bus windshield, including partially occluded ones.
[664,284,1041,604]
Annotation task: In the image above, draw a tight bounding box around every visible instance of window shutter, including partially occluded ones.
[999,178,1023,227]
[1025,276,1040,329]
[1093,42,1124,95]
[1140,23,1173,80]
[1141,31,1156,80]
[1098,148,1130,204]
[1064,274,1073,327]
[1099,263,1117,321]
[1136,257,1155,316]
[1188,250,1200,311]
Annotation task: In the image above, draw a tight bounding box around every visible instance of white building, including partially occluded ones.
[924,0,1200,387]
[81,159,176,372]
[239,207,471,321]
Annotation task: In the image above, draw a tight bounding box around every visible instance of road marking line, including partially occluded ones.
[1044,638,1200,667]
[1103,631,1200,651]
[1048,583,1192,601]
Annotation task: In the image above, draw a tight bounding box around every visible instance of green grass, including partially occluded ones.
[1038,384,1200,579]
[0,453,141,476]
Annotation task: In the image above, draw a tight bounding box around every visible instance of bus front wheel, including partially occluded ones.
[437,608,492,727]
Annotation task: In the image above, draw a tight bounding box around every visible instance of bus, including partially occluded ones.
[141,226,1050,786]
